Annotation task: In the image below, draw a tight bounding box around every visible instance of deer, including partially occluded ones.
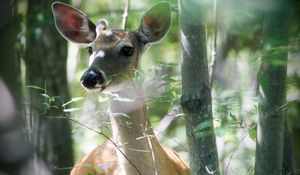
[51,2,190,175]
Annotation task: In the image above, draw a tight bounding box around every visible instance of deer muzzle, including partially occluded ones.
[80,69,110,92]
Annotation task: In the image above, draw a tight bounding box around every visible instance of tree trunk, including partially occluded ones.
[0,0,21,104]
[178,0,220,174]
[289,94,300,174]
[0,1,28,174]
[25,0,73,174]
[254,1,291,174]
[0,2,51,174]
[282,122,294,175]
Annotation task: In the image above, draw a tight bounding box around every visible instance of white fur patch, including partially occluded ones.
[88,52,96,66]
[103,30,113,36]
[88,51,105,66]
[96,50,105,58]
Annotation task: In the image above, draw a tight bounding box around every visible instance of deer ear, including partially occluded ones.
[51,2,96,44]
[138,2,171,44]
[96,19,108,35]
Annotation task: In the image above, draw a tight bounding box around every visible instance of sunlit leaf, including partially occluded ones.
[40,93,50,99]
[62,97,84,107]
[161,74,177,82]
[98,95,109,103]
[63,108,82,113]
[156,61,178,67]
[248,127,256,141]
[27,85,45,91]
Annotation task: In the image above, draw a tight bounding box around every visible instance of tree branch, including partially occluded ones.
[121,0,130,29]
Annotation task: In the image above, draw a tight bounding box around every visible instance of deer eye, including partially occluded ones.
[86,46,93,55]
[120,46,134,57]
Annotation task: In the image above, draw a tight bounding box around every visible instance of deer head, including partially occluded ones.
[52,2,171,92]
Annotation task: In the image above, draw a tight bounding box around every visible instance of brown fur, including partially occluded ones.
[71,141,190,175]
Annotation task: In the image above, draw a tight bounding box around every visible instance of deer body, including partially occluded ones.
[51,2,190,175]
[71,88,189,175]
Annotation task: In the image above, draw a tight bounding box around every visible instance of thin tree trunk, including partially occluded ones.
[255,1,291,174]
[25,0,73,174]
[282,121,294,175]
[289,95,300,174]
[288,1,300,172]
[178,0,220,174]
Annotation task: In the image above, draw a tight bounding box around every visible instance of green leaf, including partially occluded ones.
[62,97,84,107]
[195,130,214,138]
[219,90,236,99]
[50,97,56,102]
[43,102,50,108]
[157,61,178,67]
[248,127,257,141]
[229,112,237,121]
[63,108,82,113]
[194,120,213,132]
[161,74,177,82]
[27,85,45,91]
[40,93,50,99]
[98,95,109,103]
[50,105,59,109]
[133,69,145,81]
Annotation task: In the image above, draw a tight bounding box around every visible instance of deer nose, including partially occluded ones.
[80,70,105,89]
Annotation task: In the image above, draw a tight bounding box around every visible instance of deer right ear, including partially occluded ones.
[138,2,171,44]
[51,2,96,44]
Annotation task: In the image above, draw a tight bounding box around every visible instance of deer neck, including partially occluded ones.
[108,85,162,175]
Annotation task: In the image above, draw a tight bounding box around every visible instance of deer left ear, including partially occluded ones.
[51,2,96,44]
[138,2,171,44]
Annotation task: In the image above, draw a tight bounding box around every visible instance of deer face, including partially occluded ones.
[82,28,142,92]
[51,2,171,92]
